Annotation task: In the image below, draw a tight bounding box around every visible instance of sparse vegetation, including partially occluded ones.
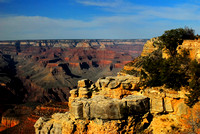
[159,27,195,56]
[139,27,200,107]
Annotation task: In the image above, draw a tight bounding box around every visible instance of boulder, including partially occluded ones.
[151,97,164,113]
[164,97,173,112]
[90,96,126,120]
[70,100,84,119]
[174,100,188,115]
[122,95,150,115]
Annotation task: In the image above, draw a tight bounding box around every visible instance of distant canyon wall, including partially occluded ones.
[0,39,146,103]
[0,39,147,48]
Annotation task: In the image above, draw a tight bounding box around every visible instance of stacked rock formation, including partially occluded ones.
[35,75,200,133]
[35,77,151,134]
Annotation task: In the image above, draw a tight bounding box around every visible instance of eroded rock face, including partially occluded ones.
[177,39,200,62]
[34,76,200,134]
[35,76,150,133]
[94,75,140,98]
[140,38,159,57]
[35,95,150,134]
[70,95,149,120]
[0,39,145,104]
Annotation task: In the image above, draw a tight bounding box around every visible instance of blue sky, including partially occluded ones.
[0,0,200,40]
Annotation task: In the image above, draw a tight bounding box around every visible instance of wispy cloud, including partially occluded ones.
[141,4,200,21]
[76,0,123,7]
[0,2,200,40]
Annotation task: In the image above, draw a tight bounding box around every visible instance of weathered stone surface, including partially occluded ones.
[177,39,200,62]
[164,97,173,112]
[35,112,150,134]
[70,100,84,119]
[69,89,78,98]
[70,95,149,120]
[141,37,159,57]
[174,100,188,115]
[79,87,89,98]
[122,95,150,115]
[82,100,91,119]
[151,97,164,113]
[143,88,164,114]
[95,77,110,89]
[34,117,51,134]
[90,96,126,120]
[166,92,179,99]
[95,75,139,91]
[78,79,93,88]
[121,81,132,90]
[107,79,121,89]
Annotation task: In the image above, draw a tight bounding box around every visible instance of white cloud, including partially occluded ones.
[76,0,123,7]
[141,4,200,21]
[0,15,154,40]
[0,2,200,40]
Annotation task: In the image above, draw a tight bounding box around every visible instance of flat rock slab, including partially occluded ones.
[70,95,150,120]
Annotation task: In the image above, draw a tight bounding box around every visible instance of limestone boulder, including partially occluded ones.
[122,95,150,115]
[151,97,164,113]
[70,99,84,119]
[164,97,173,113]
[174,100,188,115]
[90,96,126,120]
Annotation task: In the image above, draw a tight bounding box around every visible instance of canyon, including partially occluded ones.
[1,37,199,133]
[34,37,200,134]
[0,39,146,133]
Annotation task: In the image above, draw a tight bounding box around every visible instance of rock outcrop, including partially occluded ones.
[143,87,200,133]
[140,38,159,57]
[177,38,200,62]
[35,73,200,133]
[35,94,150,134]
[35,77,150,134]
[70,95,149,120]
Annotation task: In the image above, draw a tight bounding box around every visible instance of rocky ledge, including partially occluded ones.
[34,75,200,133]
[34,77,150,134]
[35,95,150,134]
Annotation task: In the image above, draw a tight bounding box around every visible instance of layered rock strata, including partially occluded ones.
[35,77,150,134]
[177,38,200,62]
[34,76,200,133]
